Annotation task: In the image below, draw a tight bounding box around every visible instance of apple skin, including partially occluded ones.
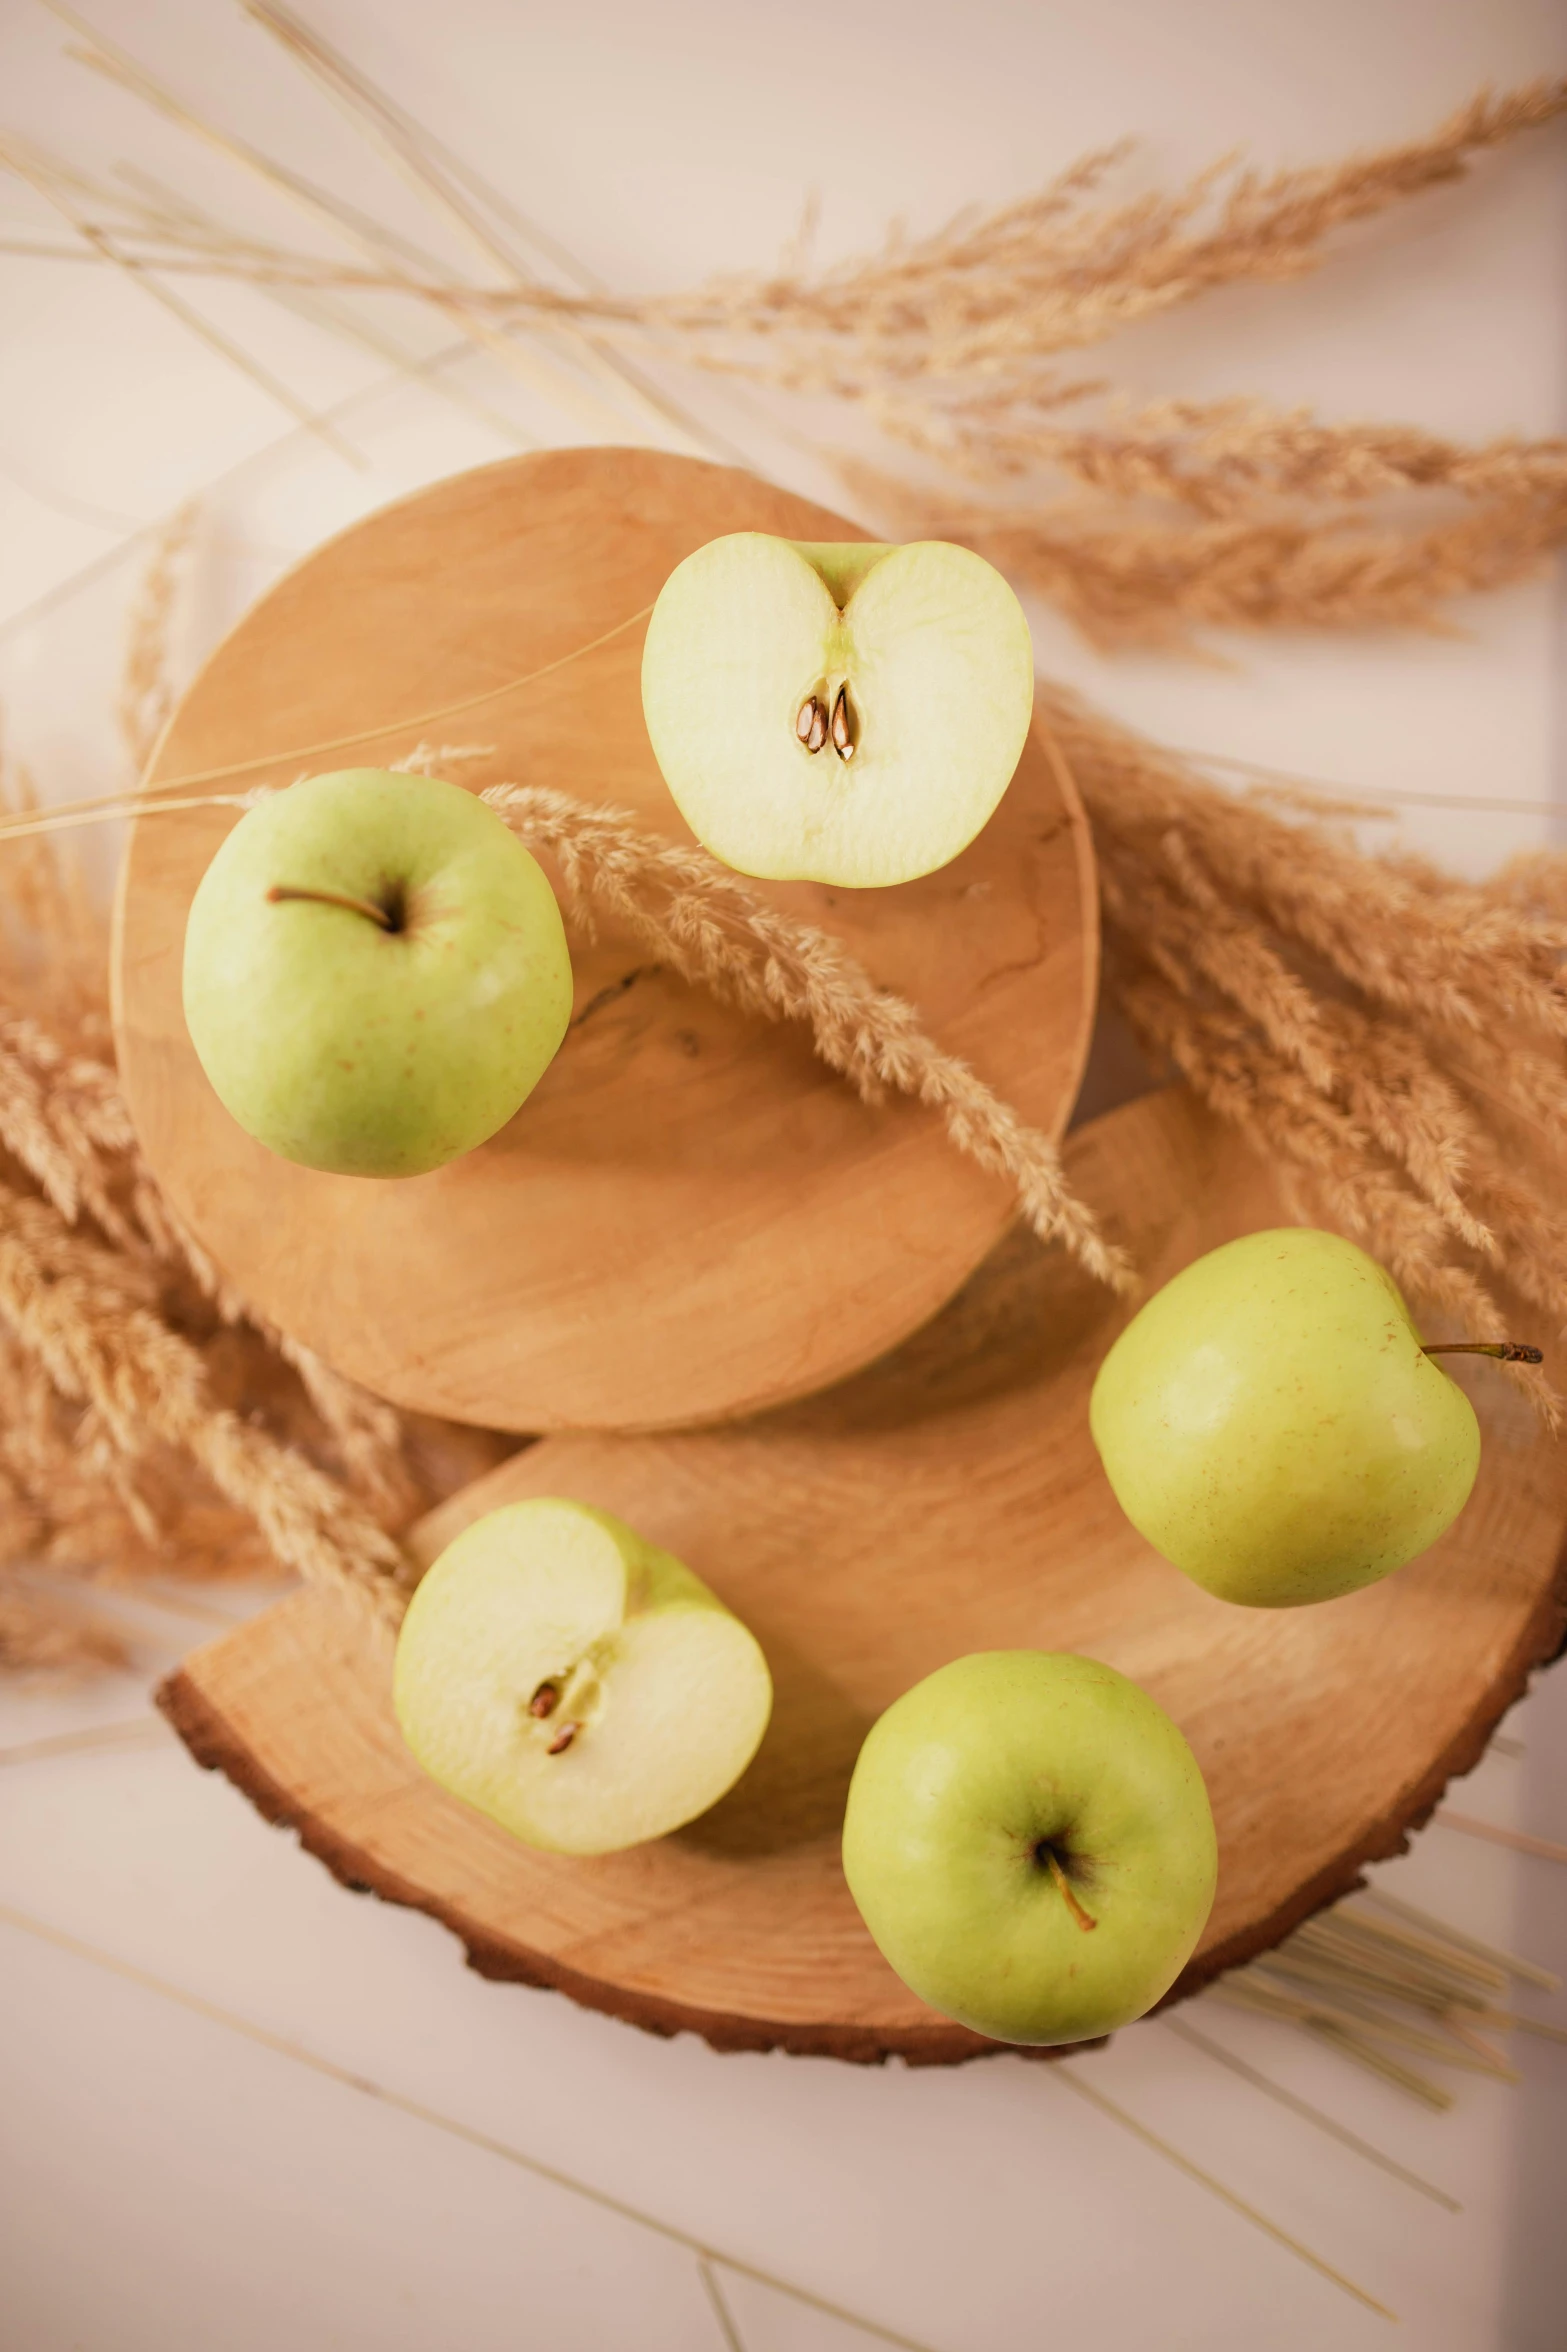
[1090,1228,1481,1608]
[841,1651,1217,2047]
[393,1497,773,1856]
[182,768,573,1177]
[640,534,1034,888]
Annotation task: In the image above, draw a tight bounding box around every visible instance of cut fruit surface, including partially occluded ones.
[641,535,1035,886]
[392,1497,773,1855]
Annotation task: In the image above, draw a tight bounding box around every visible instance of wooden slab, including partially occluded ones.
[112,447,1095,1434]
[159,1089,1567,2063]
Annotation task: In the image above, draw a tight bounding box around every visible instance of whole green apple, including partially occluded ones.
[641,534,1034,886]
[841,1650,1217,2047]
[182,768,572,1176]
[394,1497,773,1854]
[1090,1227,1481,1607]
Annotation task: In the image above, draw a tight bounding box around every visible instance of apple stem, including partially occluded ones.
[1423,1341,1544,1365]
[265,882,397,930]
[546,1721,580,1755]
[1044,1847,1098,1933]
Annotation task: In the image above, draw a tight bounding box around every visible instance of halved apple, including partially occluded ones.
[641,535,1035,886]
[392,1497,772,1854]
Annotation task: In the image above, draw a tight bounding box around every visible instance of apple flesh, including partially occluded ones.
[640,534,1034,886]
[182,768,573,1177]
[842,1650,1217,2046]
[393,1498,773,1855]
[1090,1227,1481,1607]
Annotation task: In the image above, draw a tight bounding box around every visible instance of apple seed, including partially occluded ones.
[795,695,829,753]
[546,1721,581,1755]
[830,685,856,763]
[527,1681,559,1718]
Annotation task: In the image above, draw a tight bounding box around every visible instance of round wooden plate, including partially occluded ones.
[112,448,1095,1434]
[159,1088,1567,2063]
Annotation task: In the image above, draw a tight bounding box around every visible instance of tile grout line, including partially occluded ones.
[698,2258,749,2352]
[1160,2014,1460,2211]
[1052,2063,1398,2322]
[0,1900,940,2352]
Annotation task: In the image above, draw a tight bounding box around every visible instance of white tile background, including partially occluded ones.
[0,3,1564,2346]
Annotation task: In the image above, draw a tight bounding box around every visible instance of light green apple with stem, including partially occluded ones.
[182,767,573,1177]
[842,1651,1217,2046]
[641,534,1034,886]
[393,1497,773,1855]
[1089,1227,1537,1608]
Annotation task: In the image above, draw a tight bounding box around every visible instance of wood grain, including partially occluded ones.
[159,1088,1567,2063]
[112,447,1095,1434]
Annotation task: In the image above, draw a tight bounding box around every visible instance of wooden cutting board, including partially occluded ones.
[159,1087,1567,2063]
[112,447,1095,1435]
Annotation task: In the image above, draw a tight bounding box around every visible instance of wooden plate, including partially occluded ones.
[112,448,1095,1434]
[159,1088,1567,2063]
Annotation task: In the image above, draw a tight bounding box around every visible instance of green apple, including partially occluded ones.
[393,1497,773,1855]
[640,535,1034,886]
[182,767,573,1176]
[841,1650,1217,2046]
[1090,1227,1482,1607]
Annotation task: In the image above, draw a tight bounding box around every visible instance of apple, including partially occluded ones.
[182,767,573,1177]
[841,1650,1217,2046]
[1090,1227,1483,1607]
[392,1497,773,1855]
[640,535,1034,886]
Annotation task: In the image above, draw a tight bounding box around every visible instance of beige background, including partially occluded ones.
[0,3,1564,2347]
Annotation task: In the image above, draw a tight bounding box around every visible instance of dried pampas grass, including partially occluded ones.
[2,25,1566,1674]
[8,637,1567,1673]
[480,778,1130,1296]
[848,461,1567,647]
[0,599,518,1672]
[1042,682,1567,1421]
[5,35,1567,652]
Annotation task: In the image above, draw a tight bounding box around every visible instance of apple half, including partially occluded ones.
[641,535,1035,886]
[393,1498,773,1855]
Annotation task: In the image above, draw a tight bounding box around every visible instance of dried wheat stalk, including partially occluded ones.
[0,619,516,1669]
[635,83,1567,381]
[872,392,1567,511]
[10,641,1567,1663]
[1214,1884,1563,2107]
[3,42,1565,1668]
[119,503,197,774]
[0,1179,411,1624]
[479,778,1130,1295]
[0,752,1130,1660]
[1038,681,1567,1418]
[849,461,1567,645]
[7,53,1567,651]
